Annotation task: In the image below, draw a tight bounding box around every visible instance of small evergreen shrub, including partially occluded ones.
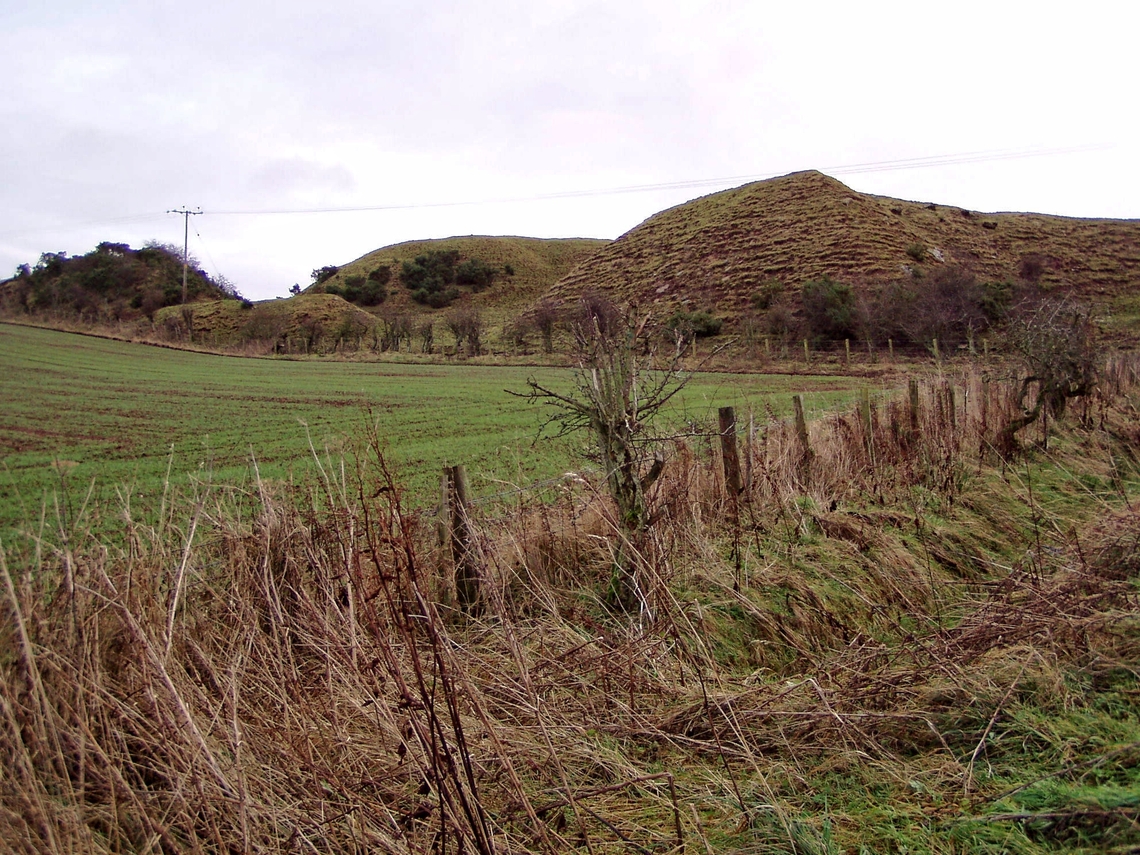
[666,309,723,339]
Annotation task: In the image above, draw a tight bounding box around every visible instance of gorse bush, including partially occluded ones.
[801,276,856,342]
[455,258,498,292]
[323,274,387,307]
[397,250,498,307]
[665,309,723,339]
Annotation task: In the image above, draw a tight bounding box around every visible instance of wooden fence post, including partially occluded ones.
[718,406,743,498]
[445,464,479,611]
[746,409,756,493]
[438,471,450,549]
[981,377,990,446]
[719,406,744,586]
[845,338,851,366]
[859,387,873,454]
[793,394,813,478]
[909,379,920,438]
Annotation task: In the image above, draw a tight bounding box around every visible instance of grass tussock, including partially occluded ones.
[3,357,1140,853]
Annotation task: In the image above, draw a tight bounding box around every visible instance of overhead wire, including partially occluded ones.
[205,143,1110,216]
[191,224,230,290]
[0,142,1111,238]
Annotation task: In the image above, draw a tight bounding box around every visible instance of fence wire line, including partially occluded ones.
[426,371,1027,519]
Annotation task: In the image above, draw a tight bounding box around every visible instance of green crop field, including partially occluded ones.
[0,323,866,536]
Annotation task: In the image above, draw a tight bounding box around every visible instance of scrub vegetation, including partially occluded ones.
[2,316,1139,853]
[2,171,1139,853]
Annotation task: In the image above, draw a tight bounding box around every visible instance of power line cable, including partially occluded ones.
[0,143,1112,238]
[205,143,1110,216]
[192,224,230,290]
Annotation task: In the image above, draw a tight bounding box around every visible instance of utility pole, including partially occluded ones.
[167,207,202,303]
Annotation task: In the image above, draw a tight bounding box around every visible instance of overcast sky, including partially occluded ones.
[2,0,1136,300]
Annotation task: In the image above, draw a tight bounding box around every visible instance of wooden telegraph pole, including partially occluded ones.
[167,207,202,303]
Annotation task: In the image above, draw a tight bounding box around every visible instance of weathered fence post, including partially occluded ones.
[719,406,743,499]
[909,378,920,439]
[719,406,744,586]
[844,338,851,366]
[859,387,873,454]
[745,408,756,493]
[445,464,479,611]
[803,339,811,365]
[793,394,813,479]
[980,377,990,449]
[438,471,450,549]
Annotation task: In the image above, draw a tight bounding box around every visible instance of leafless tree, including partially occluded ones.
[531,299,560,353]
[999,298,1099,455]
[444,304,484,356]
[417,320,435,354]
[515,296,690,608]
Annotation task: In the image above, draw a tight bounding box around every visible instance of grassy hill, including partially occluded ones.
[162,236,610,352]
[544,170,1140,335]
[317,235,609,325]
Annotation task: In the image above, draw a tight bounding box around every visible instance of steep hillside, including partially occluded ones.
[315,235,609,324]
[545,170,1140,331]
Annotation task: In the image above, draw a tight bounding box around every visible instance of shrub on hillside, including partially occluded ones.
[368,265,392,286]
[1018,253,1047,284]
[751,280,785,311]
[455,258,498,292]
[899,265,989,349]
[665,309,723,340]
[980,280,1015,321]
[801,276,856,342]
[241,305,289,346]
[324,274,386,307]
[764,300,796,342]
[311,265,339,286]
[399,250,498,308]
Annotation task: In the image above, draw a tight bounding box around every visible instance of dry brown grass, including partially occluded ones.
[546,170,1140,337]
[3,357,1140,853]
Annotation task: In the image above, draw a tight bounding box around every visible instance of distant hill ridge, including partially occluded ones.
[545,170,1140,325]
